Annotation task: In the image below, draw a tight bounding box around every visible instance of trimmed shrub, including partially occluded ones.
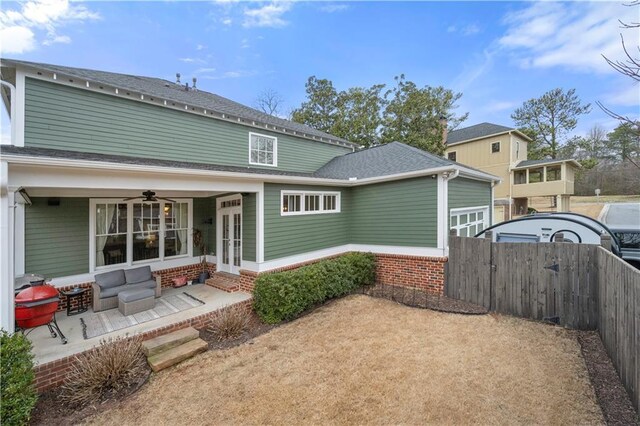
[209,304,251,341]
[0,330,38,426]
[254,252,376,324]
[60,335,146,406]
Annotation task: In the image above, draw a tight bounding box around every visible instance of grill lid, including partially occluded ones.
[15,285,59,304]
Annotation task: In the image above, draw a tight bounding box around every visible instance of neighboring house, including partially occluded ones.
[444,122,580,223]
[0,59,499,331]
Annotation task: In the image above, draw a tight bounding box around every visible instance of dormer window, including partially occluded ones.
[491,142,500,153]
[249,132,277,167]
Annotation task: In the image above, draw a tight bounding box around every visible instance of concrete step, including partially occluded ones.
[206,272,241,293]
[142,327,199,357]
[147,338,208,372]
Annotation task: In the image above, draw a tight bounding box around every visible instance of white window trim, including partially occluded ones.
[280,190,341,216]
[89,198,193,272]
[248,132,278,167]
[450,205,489,237]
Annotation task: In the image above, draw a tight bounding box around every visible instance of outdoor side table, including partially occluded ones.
[61,287,88,316]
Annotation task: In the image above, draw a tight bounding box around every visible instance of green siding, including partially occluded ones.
[25,198,89,278]
[264,184,350,261]
[350,177,438,247]
[448,178,492,224]
[192,197,216,255]
[24,78,352,172]
[242,194,257,262]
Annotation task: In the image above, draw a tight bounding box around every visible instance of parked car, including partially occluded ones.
[608,228,640,269]
[475,212,623,258]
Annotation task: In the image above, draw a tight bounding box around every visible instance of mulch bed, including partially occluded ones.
[361,283,488,315]
[30,363,151,426]
[577,331,639,425]
[199,312,275,350]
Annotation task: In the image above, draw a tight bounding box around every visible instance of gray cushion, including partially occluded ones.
[99,281,156,299]
[94,269,126,289]
[118,288,155,302]
[124,266,153,284]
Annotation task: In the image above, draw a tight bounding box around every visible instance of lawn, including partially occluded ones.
[85,295,603,425]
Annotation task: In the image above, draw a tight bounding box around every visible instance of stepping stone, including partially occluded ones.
[147,338,208,372]
[142,327,199,357]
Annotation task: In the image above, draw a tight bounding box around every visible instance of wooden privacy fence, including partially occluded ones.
[446,231,640,411]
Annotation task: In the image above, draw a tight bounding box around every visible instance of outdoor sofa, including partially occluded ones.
[92,266,161,312]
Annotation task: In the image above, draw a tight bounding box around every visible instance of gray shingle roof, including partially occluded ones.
[316,141,458,179]
[0,145,316,178]
[2,59,356,147]
[447,122,514,145]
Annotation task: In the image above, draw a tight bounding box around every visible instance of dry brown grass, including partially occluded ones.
[85,296,603,425]
[570,203,605,219]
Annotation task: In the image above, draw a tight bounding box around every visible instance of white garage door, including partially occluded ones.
[450,206,489,237]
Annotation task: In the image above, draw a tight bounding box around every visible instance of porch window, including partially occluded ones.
[249,132,277,167]
[514,170,526,185]
[91,199,192,271]
[529,167,544,183]
[95,203,128,267]
[324,194,337,211]
[305,194,321,212]
[282,194,302,213]
[546,166,561,181]
[281,191,341,216]
[164,202,189,257]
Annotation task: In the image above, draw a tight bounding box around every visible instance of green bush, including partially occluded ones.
[254,252,376,324]
[0,330,37,426]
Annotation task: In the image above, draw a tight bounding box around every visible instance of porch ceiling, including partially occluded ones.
[20,188,227,198]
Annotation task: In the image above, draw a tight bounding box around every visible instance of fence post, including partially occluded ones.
[555,232,564,243]
[600,234,612,251]
[449,229,457,244]
[484,230,493,240]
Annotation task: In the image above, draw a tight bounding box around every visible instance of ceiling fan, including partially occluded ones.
[122,190,176,203]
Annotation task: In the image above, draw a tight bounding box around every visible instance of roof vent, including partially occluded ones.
[176,73,181,84]
[348,177,358,181]
[192,77,197,91]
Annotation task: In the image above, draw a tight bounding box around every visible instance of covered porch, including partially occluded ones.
[1,154,265,334]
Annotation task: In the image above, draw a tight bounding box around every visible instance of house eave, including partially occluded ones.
[446,129,533,147]
[3,60,357,151]
[2,154,500,187]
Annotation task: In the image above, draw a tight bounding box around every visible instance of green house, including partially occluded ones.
[0,59,499,331]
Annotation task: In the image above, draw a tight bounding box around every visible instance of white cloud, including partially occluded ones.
[0,26,35,54]
[319,4,349,13]
[179,57,206,64]
[462,24,480,36]
[243,2,292,28]
[222,17,232,26]
[605,85,640,107]
[42,34,70,46]
[499,2,638,74]
[0,0,99,54]
[240,38,250,49]
[447,25,456,33]
[195,67,217,74]
[196,44,206,50]
[485,100,519,113]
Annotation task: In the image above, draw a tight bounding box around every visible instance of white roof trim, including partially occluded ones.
[2,154,500,186]
[446,129,532,147]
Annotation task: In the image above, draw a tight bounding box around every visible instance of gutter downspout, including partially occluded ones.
[439,169,459,255]
[0,80,17,145]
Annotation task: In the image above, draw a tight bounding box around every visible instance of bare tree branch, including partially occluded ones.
[255,89,284,116]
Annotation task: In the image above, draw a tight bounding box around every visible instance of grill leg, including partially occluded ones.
[47,323,58,338]
[50,313,68,344]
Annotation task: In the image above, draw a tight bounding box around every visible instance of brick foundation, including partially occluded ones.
[33,298,253,392]
[374,254,447,295]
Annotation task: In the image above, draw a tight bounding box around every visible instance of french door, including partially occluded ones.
[218,205,242,274]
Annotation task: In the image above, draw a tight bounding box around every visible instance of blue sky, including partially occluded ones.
[1,1,638,145]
